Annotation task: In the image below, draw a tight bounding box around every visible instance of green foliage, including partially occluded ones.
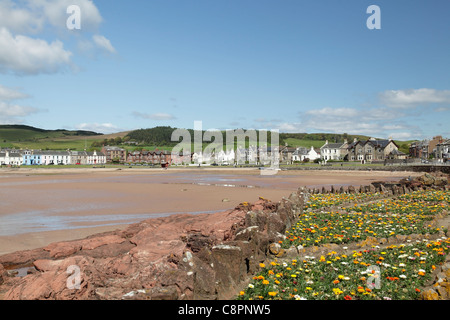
[125,127,284,148]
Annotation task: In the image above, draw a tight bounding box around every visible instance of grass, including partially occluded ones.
[283,138,326,149]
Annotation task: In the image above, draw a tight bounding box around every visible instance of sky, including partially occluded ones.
[0,0,449,141]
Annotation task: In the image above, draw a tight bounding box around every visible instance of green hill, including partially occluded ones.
[0,125,102,150]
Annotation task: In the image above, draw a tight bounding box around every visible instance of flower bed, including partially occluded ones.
[238,238,450,300]
[238,189,450,300]
[281,190,448,249]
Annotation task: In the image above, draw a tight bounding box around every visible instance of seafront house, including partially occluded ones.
[320,140,347,161]
[279,146,296,164]
[170,150,192,165]
[39,151,71,165]
[436,139,450,161]
[0,149,22,166]
[125,149,172,166]
[292,146,320,162]
[345,138,401,162]
[22,150,42,165]
[86,150,106,165]
[101,146,127,163]
[215,149,235,164]
[409,136,444,160]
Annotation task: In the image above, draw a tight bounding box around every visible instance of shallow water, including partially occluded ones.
[0,171,405,237]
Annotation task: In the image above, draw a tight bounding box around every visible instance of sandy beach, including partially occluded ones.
[0,167,416,255]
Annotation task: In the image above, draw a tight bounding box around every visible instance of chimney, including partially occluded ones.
[353,138,357,143]
[325,140,328,145]
[344,139,348,144]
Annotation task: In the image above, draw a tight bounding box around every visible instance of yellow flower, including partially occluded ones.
[262,280,270,285]
[268,292,277,297]
[333,288,343,295]
[338,275,345,280]
[240,291,245,296]
[259,263,266,268]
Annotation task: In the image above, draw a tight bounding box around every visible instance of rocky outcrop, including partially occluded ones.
[0,192,307,300]
[421,255,450,300]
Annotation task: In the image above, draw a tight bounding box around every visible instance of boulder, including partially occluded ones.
[0,263,5,285]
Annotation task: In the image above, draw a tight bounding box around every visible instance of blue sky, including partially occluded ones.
[0,0,449,140]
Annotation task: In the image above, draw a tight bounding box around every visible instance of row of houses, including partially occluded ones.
[0,149,106,166]
[319,138,406,162]
[409,135,450,160]
[2,136,425,167]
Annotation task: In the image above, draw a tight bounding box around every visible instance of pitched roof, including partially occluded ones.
[322,142,344,149]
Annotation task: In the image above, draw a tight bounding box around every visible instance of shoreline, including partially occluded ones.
[0,168,417,255]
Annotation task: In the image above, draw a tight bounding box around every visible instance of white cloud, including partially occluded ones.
[306,107,360,117]
[0,101,40,123]
[0,27,73,75]
[92,35,116,54]
[27,0,103,32]
[379,88,450,108]
[435,106,450,112]
[75,122,121,134]
[133,112,177,120]
[0,84,40,123]
[0,85,29,101]
[0,0,114,75]
[0,0,43,33]
[295,104,422,140]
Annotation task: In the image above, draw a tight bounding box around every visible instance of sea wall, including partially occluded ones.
[283,164,450,174]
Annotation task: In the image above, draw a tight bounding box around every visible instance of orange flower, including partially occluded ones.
[333,280,340,284]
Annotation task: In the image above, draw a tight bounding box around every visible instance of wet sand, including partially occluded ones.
[0,167,416,255]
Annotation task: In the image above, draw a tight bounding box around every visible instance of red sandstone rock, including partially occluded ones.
[0,202,254,300]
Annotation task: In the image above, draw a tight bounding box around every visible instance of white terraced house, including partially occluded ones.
[0,150,22,166]
[38,151,71,165]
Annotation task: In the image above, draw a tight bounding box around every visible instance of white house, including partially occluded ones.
[293,146,320,162]
[216,149,235,164]
[0,150,22,166]
[39,151,71,165]
[86,150,106,165]
[320,140,347,161]
[192,151,213,164]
